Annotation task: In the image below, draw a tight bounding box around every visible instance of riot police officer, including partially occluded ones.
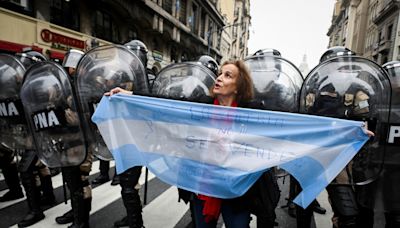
[0,51,56,227]
[300,46,390,228]
[21,56,91,228]
[54,48,94,228]
[196,55,219,77]
[110,40,149,228]
[72,40,150,228]
[355,60,400,228]
[0,54,24,202]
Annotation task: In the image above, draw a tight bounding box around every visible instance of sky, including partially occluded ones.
[248,0,337,70]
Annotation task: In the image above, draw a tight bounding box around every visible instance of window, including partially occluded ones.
[179,0,187,24]
[163,0,172,14]
[201,11,206,39]
[93,10,120,43]
[378,30,384,44]
[128,28,138,41]
[189,3,198,33]
[209,21,214,47]
[50,0,80,31]
[1,0,33,15]
[387,24,393,41]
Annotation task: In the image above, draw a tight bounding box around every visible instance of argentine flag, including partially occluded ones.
[92,94,369,208]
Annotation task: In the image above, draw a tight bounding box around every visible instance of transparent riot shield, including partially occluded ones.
[245,55,304,112]
[20,61,87,167]
[75,44,149,160]
[0,54,34,150]
[151,62,215,100]
[373,62,400,212]
[300,56,391,185]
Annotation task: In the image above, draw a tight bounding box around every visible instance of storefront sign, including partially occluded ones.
[41,29,85,50]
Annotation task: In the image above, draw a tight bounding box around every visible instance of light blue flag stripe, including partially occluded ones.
[92,94,369,208]
[93,94,367,148]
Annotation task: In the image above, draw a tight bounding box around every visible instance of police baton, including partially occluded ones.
[143,167,149,205]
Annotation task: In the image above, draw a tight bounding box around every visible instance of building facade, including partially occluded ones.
[218,0,250,62]
[0,0,252,72]
[370,0,400,64]
[327,0,400,65]
[327,0,369,57]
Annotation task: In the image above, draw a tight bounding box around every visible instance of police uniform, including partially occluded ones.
[0,144,23,202]
[0,52,56,227]
[55,49,93,228]
[299,47,387,228]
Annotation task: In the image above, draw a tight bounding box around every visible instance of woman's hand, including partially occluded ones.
[365,129,375,137]
[363,122,375,137]
[104,87,131,96]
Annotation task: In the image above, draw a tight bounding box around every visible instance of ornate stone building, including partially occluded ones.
[327,0,400,65]
[0,0,251,71]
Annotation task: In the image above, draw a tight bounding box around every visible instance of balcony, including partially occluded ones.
[378,40,392,53]
[373,0,400,24]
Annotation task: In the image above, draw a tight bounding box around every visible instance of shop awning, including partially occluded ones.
[0,40,42,53]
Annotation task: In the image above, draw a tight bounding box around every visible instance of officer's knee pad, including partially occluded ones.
[83,185,92,199]
[327,185,358,217]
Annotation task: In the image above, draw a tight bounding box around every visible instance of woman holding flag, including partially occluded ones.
[105,59,280,228]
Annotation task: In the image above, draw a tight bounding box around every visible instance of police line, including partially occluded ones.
[91,94,370,209]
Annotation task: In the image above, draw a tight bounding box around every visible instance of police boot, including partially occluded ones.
[0,163,24,202]
[92,160,109,185]
[312,200,326,214]
[67,190,90,228]
[64,167,90,228]
[111,174,120,186]
[18,171,45,227]
[55,209,74,224]
[40,175,56,206]
[121,189,144,228]
[114,216,128,227]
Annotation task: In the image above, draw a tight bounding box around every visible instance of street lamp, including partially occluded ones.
[207,22,243,56]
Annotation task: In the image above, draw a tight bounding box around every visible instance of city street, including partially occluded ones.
[0,160,338,228]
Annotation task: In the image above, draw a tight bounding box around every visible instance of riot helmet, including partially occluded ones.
[16,51,47,69]
[252,48,281,57]
[196,55,219,76]
[62,49,84,69]
[383,61,400,77]
[124,40,148,67]
[319,46,356,63]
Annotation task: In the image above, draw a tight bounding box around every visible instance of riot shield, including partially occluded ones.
[75,44,149,160]
[0,54,34,150]
[244,55,304,112]
[373,62,400,212]
[151,62,216,100]
[300,56,391,185]
[20,61,87,167]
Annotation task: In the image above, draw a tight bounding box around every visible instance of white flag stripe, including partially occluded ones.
[97,119,346,172]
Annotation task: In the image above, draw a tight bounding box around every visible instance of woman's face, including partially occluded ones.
[213,64,239,98]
